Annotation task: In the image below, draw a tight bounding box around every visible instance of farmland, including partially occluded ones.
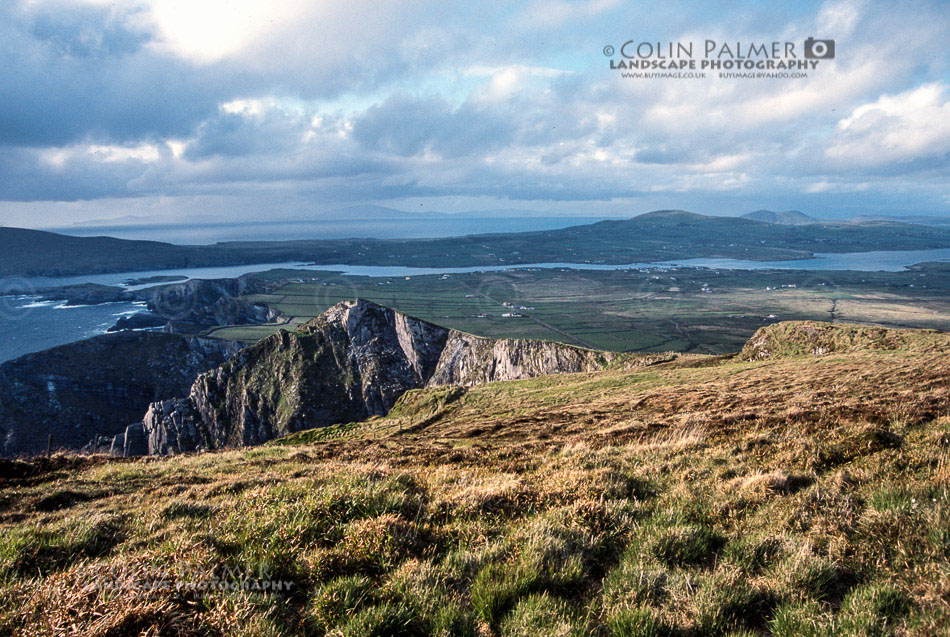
[209,262,950,354]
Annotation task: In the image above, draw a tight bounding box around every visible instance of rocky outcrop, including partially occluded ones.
[32,283,133,306]
[143,300,613,455]
[108,312,168,332]
[429,332,608,386]
[142,276,282,334]
[142,399,204,456]
[0,332,241,456]
[94,423,149,457]
[27,275,282,334]
[163,298,280,334]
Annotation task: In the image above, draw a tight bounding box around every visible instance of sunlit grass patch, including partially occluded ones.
[0,513,125,578]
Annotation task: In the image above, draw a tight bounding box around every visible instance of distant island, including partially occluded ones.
[123,275,189,286]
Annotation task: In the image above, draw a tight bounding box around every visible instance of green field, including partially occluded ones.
[209,263,950,354]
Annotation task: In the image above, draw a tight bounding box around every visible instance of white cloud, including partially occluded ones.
[146,0,308,63]
[466,65,573,103]
[826,83,950,167]
[816,0,866,38]
[805,180,870,193]
[41,143,162,168]
[464,65,572,79]
[5,0,949,217]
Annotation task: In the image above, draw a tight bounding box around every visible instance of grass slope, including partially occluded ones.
[0,322,948,635]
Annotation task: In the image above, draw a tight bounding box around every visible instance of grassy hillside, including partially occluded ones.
[0,228,200,277]
[5,211,950,276]
[0,322,948,635]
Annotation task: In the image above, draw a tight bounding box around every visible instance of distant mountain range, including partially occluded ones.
[65,206,949,230]
[5,209,950,277]
[846,214,950,227]
[67,205,561,228]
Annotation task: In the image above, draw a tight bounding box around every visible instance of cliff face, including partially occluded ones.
[145,301,450,454]
[428,332,608,387]
[0,332,240,456]
[141,276,282,334]
[143,300,612,454]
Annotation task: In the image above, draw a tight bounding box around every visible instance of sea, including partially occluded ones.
[49,216,609,243]
[2,215,949,364]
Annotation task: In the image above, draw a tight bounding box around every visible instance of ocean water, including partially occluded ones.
[1,246,948,364]
[50,217,608,244]
[0,299,146,364]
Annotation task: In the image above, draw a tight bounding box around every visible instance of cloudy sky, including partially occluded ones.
[0,0,948,227]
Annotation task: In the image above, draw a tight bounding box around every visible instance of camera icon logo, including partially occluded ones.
[804,37,835,59]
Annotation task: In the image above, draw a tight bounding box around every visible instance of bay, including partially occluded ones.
[2,247,948,364]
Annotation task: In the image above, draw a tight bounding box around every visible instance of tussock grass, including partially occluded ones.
[1,323,949,634]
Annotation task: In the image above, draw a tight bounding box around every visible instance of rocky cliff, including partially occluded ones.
[143,299,613,454]
[24,275,282,335]
[429,332,609,386]
[0,332,240,456]
[142,276,282,334]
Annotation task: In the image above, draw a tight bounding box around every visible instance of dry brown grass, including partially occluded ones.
[0,323,948,634]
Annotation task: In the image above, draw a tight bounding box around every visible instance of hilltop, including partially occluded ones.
[742,210,823,225]
[0,321,948,634]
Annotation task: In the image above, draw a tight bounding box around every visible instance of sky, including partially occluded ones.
[0,0,948,228]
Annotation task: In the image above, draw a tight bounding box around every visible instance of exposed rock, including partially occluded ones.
[94,423,148,457]
[428,332,608,386]
[143,399,204,456]
[122,423,148,457]
[142,277,282,334]
[31,283,133,306]
[163,298,279,334]
[26,275,282,335]
[107,312,167,332]
[143,300,614,455]
[0,332,241,456]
